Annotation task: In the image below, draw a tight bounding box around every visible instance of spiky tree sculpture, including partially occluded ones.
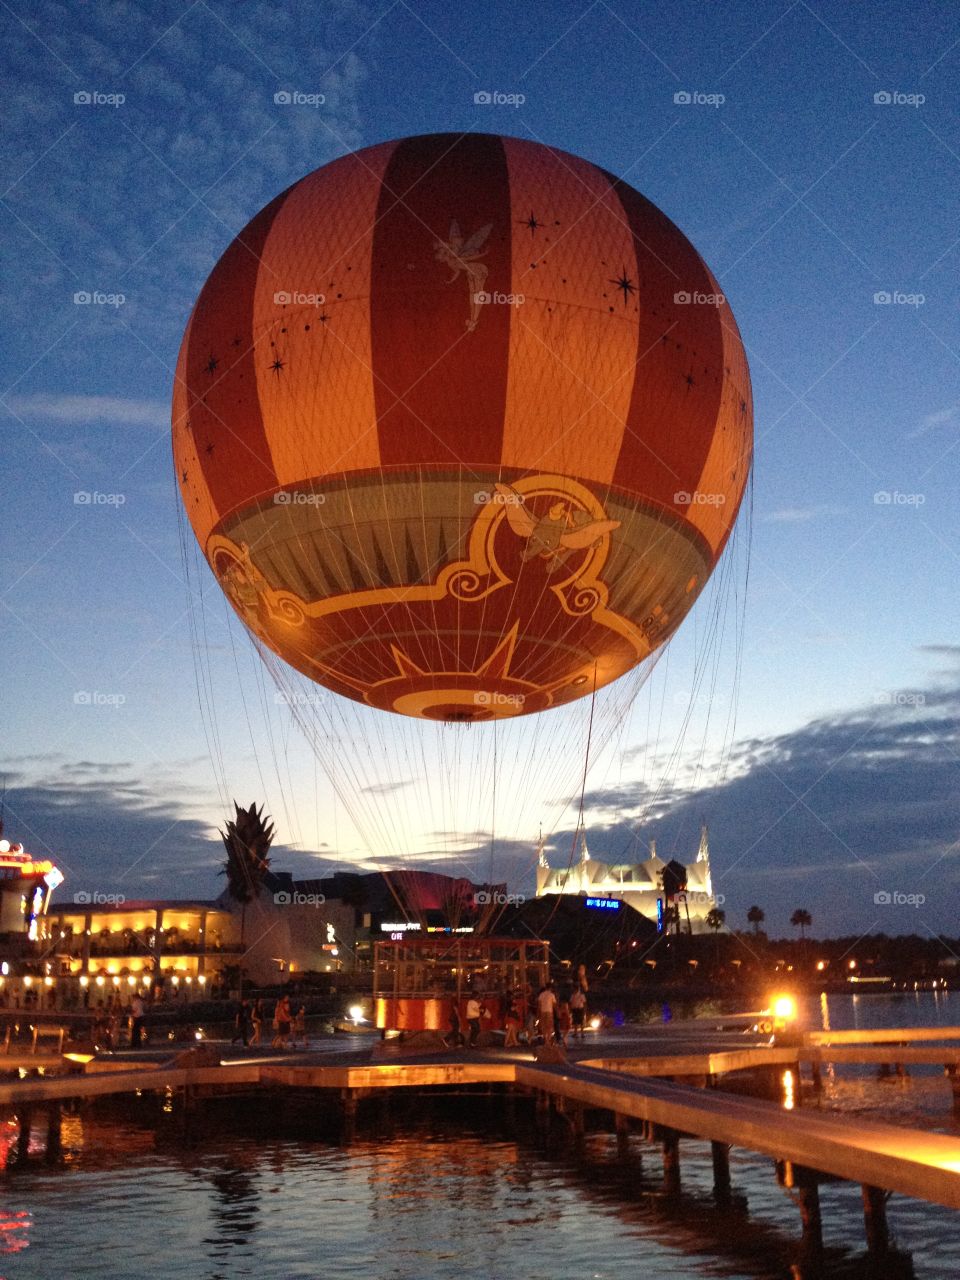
[220,801,275,996]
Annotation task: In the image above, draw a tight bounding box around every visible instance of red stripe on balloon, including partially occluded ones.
[606,176,724,512]
[370,133,512,469]
[187,189,290,515]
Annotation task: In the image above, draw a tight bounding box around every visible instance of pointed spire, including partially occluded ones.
[697,823,709,861]
[537,827,549,869]
[579,832,590,864]
[649,838,657,859]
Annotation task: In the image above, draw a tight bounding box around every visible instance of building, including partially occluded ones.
[35,866,496,1005]
[535,825,718,934]
[40,897,242,1005]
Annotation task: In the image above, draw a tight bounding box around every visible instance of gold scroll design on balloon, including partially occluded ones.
[206,474,650,691]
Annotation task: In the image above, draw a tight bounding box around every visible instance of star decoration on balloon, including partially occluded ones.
[609,268,636,306]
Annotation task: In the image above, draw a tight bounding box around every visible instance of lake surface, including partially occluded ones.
[2,992,959,1280]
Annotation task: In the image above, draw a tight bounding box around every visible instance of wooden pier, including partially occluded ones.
[4,1027,960,1265]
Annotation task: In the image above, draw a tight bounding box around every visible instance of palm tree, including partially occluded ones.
[706,907,726,933]
[790,908,812,940]
[706,907,726,967]
[660,860,689,935]
[746,904,765,935]
[220,801,275,996]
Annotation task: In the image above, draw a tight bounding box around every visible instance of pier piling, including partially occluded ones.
[660,1126,681,1195]
[711,1140,732,1203]
[862,1184,889,1258]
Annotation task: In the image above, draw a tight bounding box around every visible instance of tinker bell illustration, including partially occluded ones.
[435,220,492,331]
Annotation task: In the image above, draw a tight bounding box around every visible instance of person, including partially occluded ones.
[232,998,251,1047]
[503,992,522,1048]
[294,1004,306,1047]
[557,996,572,1047]
[129,993,145,1048]
[250,998,264,1046]
[569,986,587,1041]
[465,994,483,1048]
[272,994,292,1049]
[536,982,558,1043]
[443,1003,464,1049]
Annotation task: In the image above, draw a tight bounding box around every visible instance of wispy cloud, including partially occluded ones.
[5,394,168,428]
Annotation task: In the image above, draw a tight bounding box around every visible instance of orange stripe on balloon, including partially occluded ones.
[253,144,394,486]
[499,139,638,486]
[172,331,219,547]
[182,189,289,522]
[609,179,725,508]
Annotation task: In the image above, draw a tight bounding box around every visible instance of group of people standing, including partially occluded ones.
[534,981,587,1046]
[231,996,308,1049]
[445,976,589,1050]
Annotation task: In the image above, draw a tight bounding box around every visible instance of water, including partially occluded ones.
[2,993,959,1279]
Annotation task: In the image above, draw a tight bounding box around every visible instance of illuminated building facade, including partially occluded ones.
[535,826,718,934]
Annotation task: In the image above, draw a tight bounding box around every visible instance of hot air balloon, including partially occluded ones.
[173,133,752,722]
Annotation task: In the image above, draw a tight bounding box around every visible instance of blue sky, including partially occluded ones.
[2,0,958,938]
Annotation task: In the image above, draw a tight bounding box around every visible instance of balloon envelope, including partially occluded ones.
[173,133,752,721]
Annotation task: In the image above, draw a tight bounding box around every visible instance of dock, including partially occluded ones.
[3,1028,960,1266]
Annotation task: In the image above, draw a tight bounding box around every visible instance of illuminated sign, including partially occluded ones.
[656,897,664,933]
[585,897,620,911]
[380,922,421,932]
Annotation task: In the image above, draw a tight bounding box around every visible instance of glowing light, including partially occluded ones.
[816,960,826,971]
[348,1004,364,1022]
[198,976,206,985]
[589,1015,602,1030]
[848,960,857,969]
[95,976,105,987]
[772,995,798,1021]
[782,1069,796,1110]
[79,976,89,987]
[23,976,32,987]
